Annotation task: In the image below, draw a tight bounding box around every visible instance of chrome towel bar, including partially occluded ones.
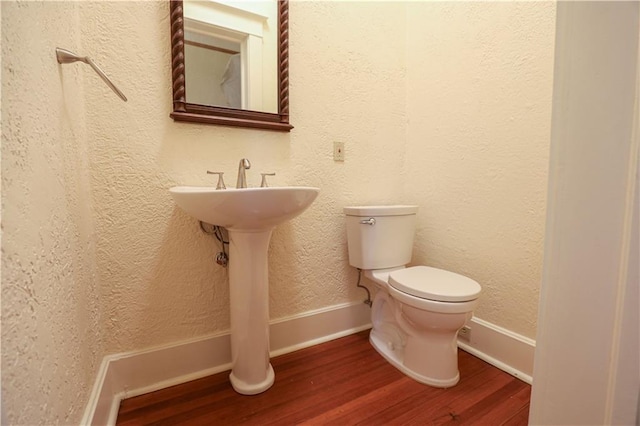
[55,47,127,102]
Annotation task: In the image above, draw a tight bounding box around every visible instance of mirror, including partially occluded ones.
[169,0,292,131]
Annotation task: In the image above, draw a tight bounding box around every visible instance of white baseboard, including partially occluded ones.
[80,301,372,426]
[457,316,536,384]
[81,306,535,425]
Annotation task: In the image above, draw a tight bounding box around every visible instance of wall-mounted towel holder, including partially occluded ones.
[55,47,127,102]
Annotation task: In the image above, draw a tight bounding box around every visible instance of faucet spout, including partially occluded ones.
[236,158,251,188]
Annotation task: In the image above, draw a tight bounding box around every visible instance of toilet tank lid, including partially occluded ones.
[344,205,418,216]
[389,266,482,302]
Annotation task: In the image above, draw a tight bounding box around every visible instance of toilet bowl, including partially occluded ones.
[344,206,481,388]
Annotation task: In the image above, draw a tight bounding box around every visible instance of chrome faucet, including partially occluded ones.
[236,158,251,188]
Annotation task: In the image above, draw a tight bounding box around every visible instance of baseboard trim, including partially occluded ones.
[81,301,372,426]
[82,307,535,425]
[457,317,535,384]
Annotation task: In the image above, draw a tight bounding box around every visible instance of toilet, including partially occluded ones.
[344,205,481,388]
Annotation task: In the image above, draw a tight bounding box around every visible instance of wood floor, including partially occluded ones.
[117,331,530,425]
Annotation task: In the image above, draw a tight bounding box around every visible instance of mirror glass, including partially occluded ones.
[170,0,292,131]
[183,0,278,113]
[184,31,242,108]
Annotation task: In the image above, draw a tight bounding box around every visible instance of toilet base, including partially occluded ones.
[370,332,460,388]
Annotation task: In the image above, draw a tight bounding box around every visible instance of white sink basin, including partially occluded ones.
[169,184,319,395]
[169,186,320,230]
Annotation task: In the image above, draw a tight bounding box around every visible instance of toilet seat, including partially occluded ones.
[388,266,481,302]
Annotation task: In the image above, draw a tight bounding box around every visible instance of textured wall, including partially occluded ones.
[81,0,553,351]
[76,0,408,353]
[1,2,102,424]
[405,2,556,339]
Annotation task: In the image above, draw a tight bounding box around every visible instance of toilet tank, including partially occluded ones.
[344,205,418,270]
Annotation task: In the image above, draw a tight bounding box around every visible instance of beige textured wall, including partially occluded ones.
[405,2,556,339]
[1,1,554,423]
[78,0,408,353]
[1,2,102,424]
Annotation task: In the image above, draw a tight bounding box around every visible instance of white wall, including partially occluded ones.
[405,2,556,339]
[1,2,102,424]
[529,2,639,424]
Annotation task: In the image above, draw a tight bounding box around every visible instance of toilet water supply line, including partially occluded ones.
[356,269,373,307]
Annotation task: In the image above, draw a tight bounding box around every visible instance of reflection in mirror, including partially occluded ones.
[170,0,292,131]
[184,31,241,108]
[183,0,278,113]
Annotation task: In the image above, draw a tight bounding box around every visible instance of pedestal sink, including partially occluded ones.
[169,186,319,395]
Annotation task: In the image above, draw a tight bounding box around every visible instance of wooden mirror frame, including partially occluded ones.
[169,0,293,131]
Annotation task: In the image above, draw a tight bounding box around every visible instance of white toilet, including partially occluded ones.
[344,205,481,388]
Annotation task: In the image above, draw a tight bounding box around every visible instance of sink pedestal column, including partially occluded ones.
[227,228,275,395]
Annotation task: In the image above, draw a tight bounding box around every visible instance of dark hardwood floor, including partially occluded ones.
[117,331,530,425]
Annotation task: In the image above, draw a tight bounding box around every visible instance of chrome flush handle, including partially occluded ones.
[360,218,376,225]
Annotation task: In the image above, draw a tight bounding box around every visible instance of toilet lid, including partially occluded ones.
[388,266,481,302]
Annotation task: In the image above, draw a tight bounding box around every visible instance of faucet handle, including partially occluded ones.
[260,173,276,188]
[206,171,226,190]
